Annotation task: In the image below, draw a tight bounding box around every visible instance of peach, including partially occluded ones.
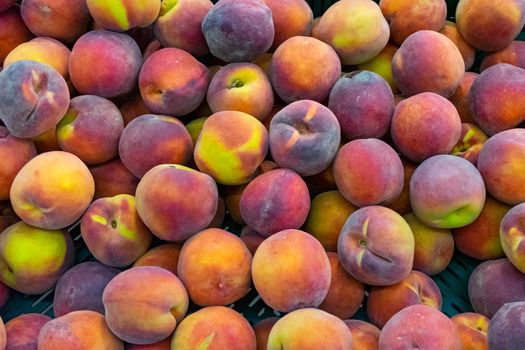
[239,226,266,255]
[87,0,160,31]
[10,151,95,230]
[38,311,124,350]
[357,43,399,93]
[468,258,525,318]
[5,313,51,350]
[333,138,404,207]
[500,202,525,273]
[310,17,321,39]
[0,60,70,139]
[0,8,32,66]
[0,0,14,11]
[207,196,225,229]
[133,244,181,276]
[404,213,454,276]
[344,320,380,350]
[103,266,188,345]
[456,0,525,51]
[127,338,171,350]
[69,30,142,98]
[392,30,465,97]
[269,100,340,176]
[20,0,90,43]
[304,191,357,252]
[90,159,139,200]
[453,196,509,260]
[32,126,60,153]
[207,63,273,121]
[57,95,125,165]
[451,123,488,165]
[267,308,352,349]
[224,184,247,225]
[488,302,525,350]
[139,48,209,116]
[270,36,341,103]
[319,252,365,319]
[328,71,395,141]
[186,117,208,146]
[252,229,331,312]
[481,41,525,71]
[153,0,212,57]
[53,262,120,317]
[0,221,74,294]
[317,0,389,65]
[477,128,525,204]
[470,64,525,135]
[338,206,415,286]
[202,0,274,63]
[264,0,313,49]
[449,72,478,124]
[451,312,489,350]
[0,127,36,201]
[194,111,268,185]
[119,94,152,126]
[378,305,461,349]
[385,158,417,215]
[410,155,486,229]
[367,270,442,328]
[240,169,310,237]
[171,306,256,350]
[135,164,218,242]
[254,317,279,350]
[119,114,193,178]
[440,21,476,70]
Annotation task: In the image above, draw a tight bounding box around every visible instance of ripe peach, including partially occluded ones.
[119,94,152,126]
[357,44,399,93]
[440,21,476,70]
[5,313,51,350]
[449,72,478,124]
[0,8,32,66]
[344,320,380,349]
[133,244,181,276]
[239,226,266,255]
[488,302,525,350]
[90,159,139,200]
[451,312,489,350]
[451,123,488,165]
[481,41,525,71]
[264,0,313,49]
[254,317,279,350]
[385,158,417,216]
[32,126,60,153]
[87,0,160,31]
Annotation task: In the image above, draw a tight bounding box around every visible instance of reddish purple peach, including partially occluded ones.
[89,159,139,200]
[5,313,51,350]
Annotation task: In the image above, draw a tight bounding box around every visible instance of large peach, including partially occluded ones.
[264,0,313,49]
[87,0,160,31]
[5,313,51,350]
[488,302,525,350]
[133,244,181,275]
[481,41,525,71]
[500,202,525,273]
[451,123,488,165]
[90,159,139,200]
[0,8,32,66]
[440,21,476,70]
[344,320,380,350]
[449,72,478,124]
[451,312,489,350]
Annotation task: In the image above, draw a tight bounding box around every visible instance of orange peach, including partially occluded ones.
[264,0,313,49]
[32,126,60,153]
[254,317,279,350]
[90,159,139,200]
[133,244,181,276]
[440,21,476,70]
[87,0,160,31]
[127,338,171,350]
[451,312,489,350]
[344,320,380,350]
[448,72,478,124]
[481,41,525,71]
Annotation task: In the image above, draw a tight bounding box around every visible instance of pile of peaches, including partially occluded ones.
[1,0,525,348]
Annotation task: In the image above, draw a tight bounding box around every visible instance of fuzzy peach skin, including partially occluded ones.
[254,317,279,350]
[357,44,399,93]
[240,169,310,237]
[337,206,415,286]
[317,0,389,65]
[451,313,489,350]
[456,0,525,51]
[32,126,60,153]
[481,41,525,71]
[38,311,124,350]
[267,308,352,350]
[378,305,461,349]
[410,155,486,229]
[69,30,143,98]
[57,95,125,165]
[0,221,74,294]
[194,111,269,185]
[404,213,454,276]
[264,0,313,49]
[134,244,181,276]
[392,30,465,98]
[319,252,365,320]
[270,36,341,103]
[469,64,525,135]
[103,266,188,345]
[344,320,380,350]
[81,194,152,267]
[139,48,209,116]
[90,159,139,200]
[135,164,218,242]
[5,313,51,350]
[500,202,525,273]
[488,302,525,350]
[333,138,404,207]
[440,21,476,70]
[119,114,193,178]
[386,158,417,216]
[468,258,525,318]
[0,60,70,139]
[328,71,395,141]
[0,127,36,201]
[451,123,488,165]
[367,270,442,328]
[10,151,94,230]
[252,229,331,312]
[269,100,340,176]
[171,306,256,350]
[304,191,357,252]
[207,63,274,121]
[153,0,212,57]
[120,94,152,126]
[239,226,266,255]
[177,228,251,306]
[477,129,525,205]
[4,37,70,79]
[87,0,160,31]
[0,8,32,66]
[449,72,478,124]
[127,337,172,350]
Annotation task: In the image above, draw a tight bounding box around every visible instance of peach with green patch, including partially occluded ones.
[317,0,389,65]
[254,317,279,350]
[357,43,399,93]
[171,306,256,350]
[133,244,181,276]
[185,117,208,146]
[135,164,218,242]
[0,8,32,66]
[207,197,225,229]
[500,202,525,273]
[344,320,380,350]
[267,308,352,350]
[440,21,476,70]
[119,114,193,178]
[5,313,51,350]
[0,221,74,295]
[386,158,417,215]
[87,0,160,31]
[451,312,489,350]
[194,111,268,185]
[103,266,188,345]
[38,311,124,350]
[264,0,313,49]
[89,159,139,200]
[252,229,331,312]
[451,123,488,165]
[481,41,525,71]
[270,36,341,103]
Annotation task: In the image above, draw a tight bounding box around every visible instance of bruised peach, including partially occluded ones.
[90,159,139,200]
[87,0,160,31]
[344,320,380,350]
[451,312,489,350]
[5,313,51,350]
[451,123,488,165]
[440,21,476,70]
